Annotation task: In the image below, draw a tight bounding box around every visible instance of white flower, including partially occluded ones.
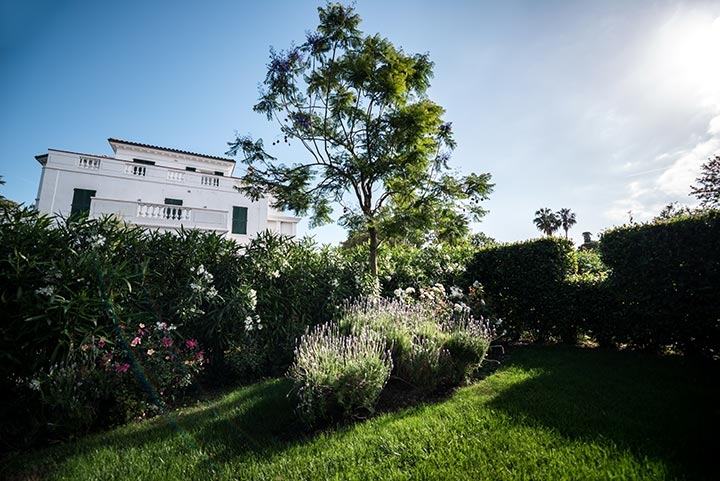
[393,288,404,298]
[190,282,202,292]
[28,379,41,391]
[271,270,280,278]
[405,287,415,294]
[472,280,482,288]
[244,316,254,332]
[91,234,106,247]
[35,285,54,297]
[449,286,463,299]
[197,265,205,275]
[248,289,257,309]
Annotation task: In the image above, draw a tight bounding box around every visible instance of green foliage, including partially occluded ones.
[464,237,577,341]
[575,248,609,278]
[227,2,492,275]
[533,207,560,236]
[0,207,363,448]
[599,210,720,355]
[234,231,364,376]
[288,322,393,425]
[690,155,720,209]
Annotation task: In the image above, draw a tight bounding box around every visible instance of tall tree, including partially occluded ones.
[690,155,720,209]
[556,208,577,239]
[533,208,560,237]
[227,3,492,277]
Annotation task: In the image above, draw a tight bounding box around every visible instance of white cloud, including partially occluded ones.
[657,135,720,196]
[708,115,720,135]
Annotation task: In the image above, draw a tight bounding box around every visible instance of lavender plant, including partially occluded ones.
[288,322,393,425]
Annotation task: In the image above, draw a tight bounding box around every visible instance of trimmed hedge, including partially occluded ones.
[600,211,720,356]
[464,237,576,341]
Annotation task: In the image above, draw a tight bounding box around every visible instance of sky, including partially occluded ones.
[2,0,719,246]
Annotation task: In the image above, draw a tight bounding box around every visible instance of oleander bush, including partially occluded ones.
[0,207,365,448]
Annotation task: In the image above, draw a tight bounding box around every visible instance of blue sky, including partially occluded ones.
[2,0,719,245]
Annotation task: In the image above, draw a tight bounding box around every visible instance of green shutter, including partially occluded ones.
[70,188,96,217]
[232,206,248,234]
[164,198,183,206]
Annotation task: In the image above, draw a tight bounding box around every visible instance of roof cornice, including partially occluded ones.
[107,138,235,165]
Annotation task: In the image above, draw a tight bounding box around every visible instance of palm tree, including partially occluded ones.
[557,208,577,239]
[533,208,560,236]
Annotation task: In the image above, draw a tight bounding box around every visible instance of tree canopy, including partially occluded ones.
[557,208,577,239]
[533,208,561,237]
[227,2,493,276]
[690,155,720,209]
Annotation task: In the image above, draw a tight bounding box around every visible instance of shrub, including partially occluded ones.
[463,237,576,341]
[288,322,392,425]
[339,288,494,392]
[600,211,720,355]
[233,232,365,377]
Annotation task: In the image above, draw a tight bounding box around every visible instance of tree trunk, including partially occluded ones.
[368,226,378,278]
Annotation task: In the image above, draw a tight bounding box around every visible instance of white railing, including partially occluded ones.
[201,175,220,187]
[136,203,191,222]
[124,164,147,177]
[78,156,101,170]
[71,154,233,190]
[166,171,185,182]
[89,198,228,232]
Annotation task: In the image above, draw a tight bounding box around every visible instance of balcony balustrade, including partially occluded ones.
[89,198,228,232]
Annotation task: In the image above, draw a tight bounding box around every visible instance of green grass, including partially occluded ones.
[2,345,717,480]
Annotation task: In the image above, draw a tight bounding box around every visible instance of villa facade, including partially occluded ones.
[34,138,300,242]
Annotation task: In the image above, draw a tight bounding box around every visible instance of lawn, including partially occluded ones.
[3,345,717,481]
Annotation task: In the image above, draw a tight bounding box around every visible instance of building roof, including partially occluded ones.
[107,138,235,163]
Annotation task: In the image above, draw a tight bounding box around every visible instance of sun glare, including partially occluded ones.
[645,11,720,107]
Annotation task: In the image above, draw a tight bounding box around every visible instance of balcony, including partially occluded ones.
[89,198,228,232]
[74,154,238,191]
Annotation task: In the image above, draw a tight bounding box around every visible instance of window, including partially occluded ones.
[214,171,224,176]
[70,188,96,217]
[164,198,183,206]
[232,206,248,235]
[133,158,155,166]
[185,167,196,172]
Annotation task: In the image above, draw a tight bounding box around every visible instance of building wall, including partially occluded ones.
[35,147,299,242]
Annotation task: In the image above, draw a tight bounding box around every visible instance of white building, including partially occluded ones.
[34,138,300,242]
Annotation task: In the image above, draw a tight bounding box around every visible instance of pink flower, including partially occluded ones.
[161,337,173,348]
[98,338,106,349]
[185,339,199,349]
[115,363,130,373]
[130,336,141,347]
[139,323,145,329]
[119,324,125,330]
[195,350,205,361]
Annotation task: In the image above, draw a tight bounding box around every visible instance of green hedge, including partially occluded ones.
[464,237,577,341]
[600,211,720,356]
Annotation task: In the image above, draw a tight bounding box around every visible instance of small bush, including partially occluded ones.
[339,288,494,392]
[288,322,393,426]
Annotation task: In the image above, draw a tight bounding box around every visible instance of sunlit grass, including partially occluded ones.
[3,345,716,481]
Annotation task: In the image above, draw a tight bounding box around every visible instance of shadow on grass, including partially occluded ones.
[1,378,305,479]
[485,345,719,481]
